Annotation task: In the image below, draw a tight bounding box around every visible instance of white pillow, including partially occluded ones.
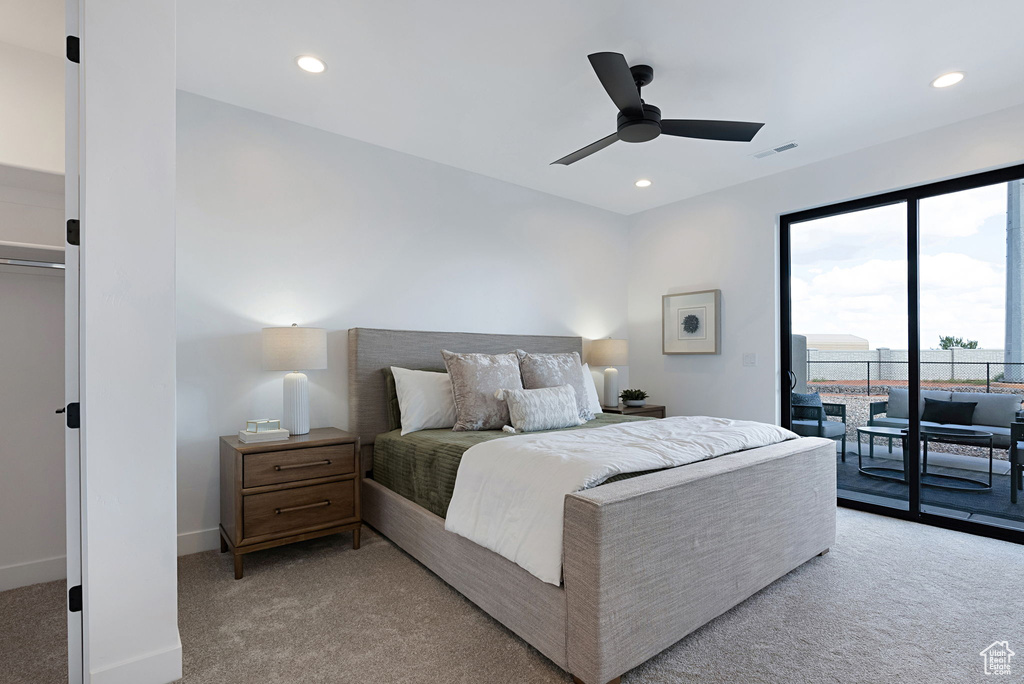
[391,366,458,435]
[581,364,603,415]
[494,385,584,433]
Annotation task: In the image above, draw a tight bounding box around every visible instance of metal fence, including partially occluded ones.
[807,360,1024,394]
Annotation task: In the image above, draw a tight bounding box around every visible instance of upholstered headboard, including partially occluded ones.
[347,327,582,472]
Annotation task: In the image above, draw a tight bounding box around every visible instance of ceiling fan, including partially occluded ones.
[552,52,765,165]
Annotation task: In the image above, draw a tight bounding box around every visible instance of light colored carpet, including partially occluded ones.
[2,508,1022,683]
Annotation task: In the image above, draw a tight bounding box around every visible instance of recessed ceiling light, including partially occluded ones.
[635,179,652,188]
[296,55,326,74]
[931,71,964,88]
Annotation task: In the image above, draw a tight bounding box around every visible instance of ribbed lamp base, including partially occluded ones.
[282,372,310,435]
[603,367,619,408]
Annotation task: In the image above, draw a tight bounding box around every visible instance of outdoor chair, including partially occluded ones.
[791,398,848,461]
[1012,422,1023,505]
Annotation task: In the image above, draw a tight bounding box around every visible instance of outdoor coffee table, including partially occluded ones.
[856,426,910,485]
[921,426,994,491]
[855,425,994,492]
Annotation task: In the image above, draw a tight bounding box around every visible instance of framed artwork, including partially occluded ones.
[662,289,721,355]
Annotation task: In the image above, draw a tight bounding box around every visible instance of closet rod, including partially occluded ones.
[0,257,65,270]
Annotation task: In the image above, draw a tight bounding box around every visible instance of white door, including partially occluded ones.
[64,1,84,681]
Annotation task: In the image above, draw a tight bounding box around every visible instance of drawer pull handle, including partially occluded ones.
[274,459,331,471]
[275,500,331,515]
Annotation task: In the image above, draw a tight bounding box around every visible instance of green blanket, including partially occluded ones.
[372,413,653,518]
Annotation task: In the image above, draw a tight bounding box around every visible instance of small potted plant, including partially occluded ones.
[619,389,649,407]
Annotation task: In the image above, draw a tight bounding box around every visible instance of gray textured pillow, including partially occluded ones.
[516,349,595,422]
[496,385,583,433]
[441,350,524,431]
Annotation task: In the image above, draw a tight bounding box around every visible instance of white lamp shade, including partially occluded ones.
[262,326,328,371]
[589,338,628,366]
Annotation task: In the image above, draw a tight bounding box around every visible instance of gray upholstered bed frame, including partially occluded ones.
[348,327,837,684]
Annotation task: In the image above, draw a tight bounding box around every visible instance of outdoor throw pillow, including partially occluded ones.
[921,398,977,426]
[791,391,827,422]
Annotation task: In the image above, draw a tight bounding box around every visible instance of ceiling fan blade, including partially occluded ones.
[550,133,619,165]
[588,52,642,113]
[661,119,765,142]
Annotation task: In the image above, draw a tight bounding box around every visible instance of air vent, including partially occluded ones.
[752,141,798,159]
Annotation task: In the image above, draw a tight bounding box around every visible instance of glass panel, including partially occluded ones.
[918,181,1024,531]
[790,202,910,510]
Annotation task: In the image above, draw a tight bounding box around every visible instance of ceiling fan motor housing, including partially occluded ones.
[617,103,662,143]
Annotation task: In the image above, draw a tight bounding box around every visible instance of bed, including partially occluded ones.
[349,327,836,684]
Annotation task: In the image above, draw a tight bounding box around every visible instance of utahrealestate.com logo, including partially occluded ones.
[980,641,1014,675]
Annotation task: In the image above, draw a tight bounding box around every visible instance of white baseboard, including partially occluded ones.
[90,637,182,684]
[0,555,66,592]
[1,528,222,592]
[176,527,220,556]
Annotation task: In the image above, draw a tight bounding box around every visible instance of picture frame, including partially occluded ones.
[662,289,721,355]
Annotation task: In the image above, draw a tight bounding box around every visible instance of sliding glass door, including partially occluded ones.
[917,182,1024,531]
[787,202,910,510]
[781,164,1024,542]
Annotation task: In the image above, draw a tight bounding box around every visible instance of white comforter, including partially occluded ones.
[444,416,798,585]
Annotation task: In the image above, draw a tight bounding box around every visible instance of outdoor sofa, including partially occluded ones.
[868,388,1024,449]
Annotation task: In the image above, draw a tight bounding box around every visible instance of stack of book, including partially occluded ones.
[238,419,290,443]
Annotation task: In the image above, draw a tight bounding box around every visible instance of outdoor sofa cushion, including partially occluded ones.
[886,389,951,419]
[791,419,846,439]
[950,392,1022,428]
[869,416,1011,448]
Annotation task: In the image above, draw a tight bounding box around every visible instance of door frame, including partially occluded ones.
[780,161,1024,545]
[65,0,84,681]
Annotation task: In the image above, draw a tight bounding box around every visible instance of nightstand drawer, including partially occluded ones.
[243,444,355,488]
[243,480,356,540]
[630,409,665,418]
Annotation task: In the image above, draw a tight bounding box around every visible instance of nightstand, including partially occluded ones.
[219,427,361,579]
[602,404,666,419]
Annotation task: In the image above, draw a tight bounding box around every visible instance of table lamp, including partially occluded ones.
[262,324,328,435]
[589,338,628,408]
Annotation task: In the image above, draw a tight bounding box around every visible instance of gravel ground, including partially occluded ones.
[812,392,1009,462]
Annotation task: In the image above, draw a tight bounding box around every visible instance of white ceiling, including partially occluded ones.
[14,1,1023,215]
[176,0,1024,215]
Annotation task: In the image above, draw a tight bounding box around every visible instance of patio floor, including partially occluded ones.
[835,444,1024,529]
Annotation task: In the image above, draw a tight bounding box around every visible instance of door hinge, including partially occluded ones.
[66,36,80,64]
[68,585,82,612]
[66,402,80,429]
[67,219,80,246]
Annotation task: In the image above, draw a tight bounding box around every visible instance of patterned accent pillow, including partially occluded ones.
[495,385,584,433]
[791,391,826,422]
[516,350,595,422]
[441,350,524,431]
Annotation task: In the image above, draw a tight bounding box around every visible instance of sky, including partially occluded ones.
[791,182,1011,350]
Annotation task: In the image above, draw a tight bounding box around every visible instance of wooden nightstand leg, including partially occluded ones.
[352,525,361,550]
[233,553,244,580]
[220,535,228,553]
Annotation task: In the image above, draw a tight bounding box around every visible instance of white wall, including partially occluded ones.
[79,1,181,682]
[175,91,630,550]
[0,41,64,175]
[0,165,64,247]
[0,165,65,592]
[626,103,1024,424]
[0,267,64,591]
